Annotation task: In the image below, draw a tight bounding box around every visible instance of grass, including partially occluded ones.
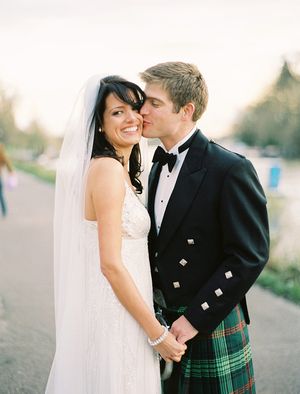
[257,264,300,305]
[262,191,300,304]
[14,161,56,184]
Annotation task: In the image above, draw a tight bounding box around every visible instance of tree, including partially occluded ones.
[232,61,300,159]
[0,84,50,157]
[23,120,48,158]
[0,87,19,145]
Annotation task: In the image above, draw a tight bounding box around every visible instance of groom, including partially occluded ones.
[140,62,269,393]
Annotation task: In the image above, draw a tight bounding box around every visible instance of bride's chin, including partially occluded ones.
[125,136,141,145]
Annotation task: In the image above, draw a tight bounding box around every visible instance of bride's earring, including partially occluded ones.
[98,127,103,133]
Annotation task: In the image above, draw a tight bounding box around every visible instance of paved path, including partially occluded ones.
[247,286,300,393]
[0,172,299,393]
[0,172,54,394]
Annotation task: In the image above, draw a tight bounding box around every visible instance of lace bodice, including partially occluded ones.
[122,182,150,239]
[83,181,150,239]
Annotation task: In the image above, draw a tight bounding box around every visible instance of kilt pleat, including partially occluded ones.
[161,304,255,394]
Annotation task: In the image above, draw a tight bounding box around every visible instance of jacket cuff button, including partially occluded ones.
[179,259,188,266]
[215,288,223,297]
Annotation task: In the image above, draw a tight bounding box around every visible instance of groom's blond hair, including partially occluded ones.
[140,62,208,121]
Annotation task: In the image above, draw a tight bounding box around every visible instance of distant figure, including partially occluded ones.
[0,143,13,217]
[268,161,281,191]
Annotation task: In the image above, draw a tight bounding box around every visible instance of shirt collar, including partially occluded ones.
[168,126,197,155]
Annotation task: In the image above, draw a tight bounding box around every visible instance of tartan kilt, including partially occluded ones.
[161,303,255,394]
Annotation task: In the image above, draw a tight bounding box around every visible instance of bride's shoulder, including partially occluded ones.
[87,157,124,193]
[89,157,123,176]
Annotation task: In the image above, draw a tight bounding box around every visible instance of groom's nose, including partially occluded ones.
[140,102,149,116]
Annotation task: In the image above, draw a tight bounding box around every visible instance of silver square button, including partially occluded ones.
[173,281,180,288]
[187,239,195,245]
[225,271,233,279]
[201,302,209,311]
[179,259,188,267]
[215,288,223,297]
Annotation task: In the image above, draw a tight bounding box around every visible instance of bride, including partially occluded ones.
[45,75,186,393]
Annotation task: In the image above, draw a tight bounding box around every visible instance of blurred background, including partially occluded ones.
[0,0,300,392]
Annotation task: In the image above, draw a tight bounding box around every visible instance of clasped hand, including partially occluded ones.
[154,316,198,362]
[155,331,187,363]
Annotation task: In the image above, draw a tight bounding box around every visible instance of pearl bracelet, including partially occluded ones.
[148,325,168,347]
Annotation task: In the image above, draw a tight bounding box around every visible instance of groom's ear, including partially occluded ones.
[181,102,195,121]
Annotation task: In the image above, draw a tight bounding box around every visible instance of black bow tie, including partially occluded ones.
[152,130,198,172]
[152,147,177,172]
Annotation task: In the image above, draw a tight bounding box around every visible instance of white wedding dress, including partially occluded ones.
[83,181,161,393]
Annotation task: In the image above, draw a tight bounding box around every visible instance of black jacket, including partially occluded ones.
[148,130,269,334]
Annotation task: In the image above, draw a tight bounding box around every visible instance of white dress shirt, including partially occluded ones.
[154,126,197,234]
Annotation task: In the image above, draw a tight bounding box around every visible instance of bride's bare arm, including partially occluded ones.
[86,158,186,361]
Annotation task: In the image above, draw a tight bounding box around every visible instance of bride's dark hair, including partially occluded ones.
[91,75,146,194]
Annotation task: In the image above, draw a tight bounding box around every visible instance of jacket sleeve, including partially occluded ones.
[184,158,269,333]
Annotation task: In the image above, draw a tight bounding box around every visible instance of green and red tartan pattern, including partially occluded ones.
[162,304,255,394]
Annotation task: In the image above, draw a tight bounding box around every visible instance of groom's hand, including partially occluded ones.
[170,315,198,344]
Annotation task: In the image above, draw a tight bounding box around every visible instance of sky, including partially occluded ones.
[1,0,300,138]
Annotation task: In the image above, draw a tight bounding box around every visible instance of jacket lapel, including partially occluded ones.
[148,162,161,235]
[157,130,209,253]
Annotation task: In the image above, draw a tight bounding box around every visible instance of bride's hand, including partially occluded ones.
[155,332,187,362]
